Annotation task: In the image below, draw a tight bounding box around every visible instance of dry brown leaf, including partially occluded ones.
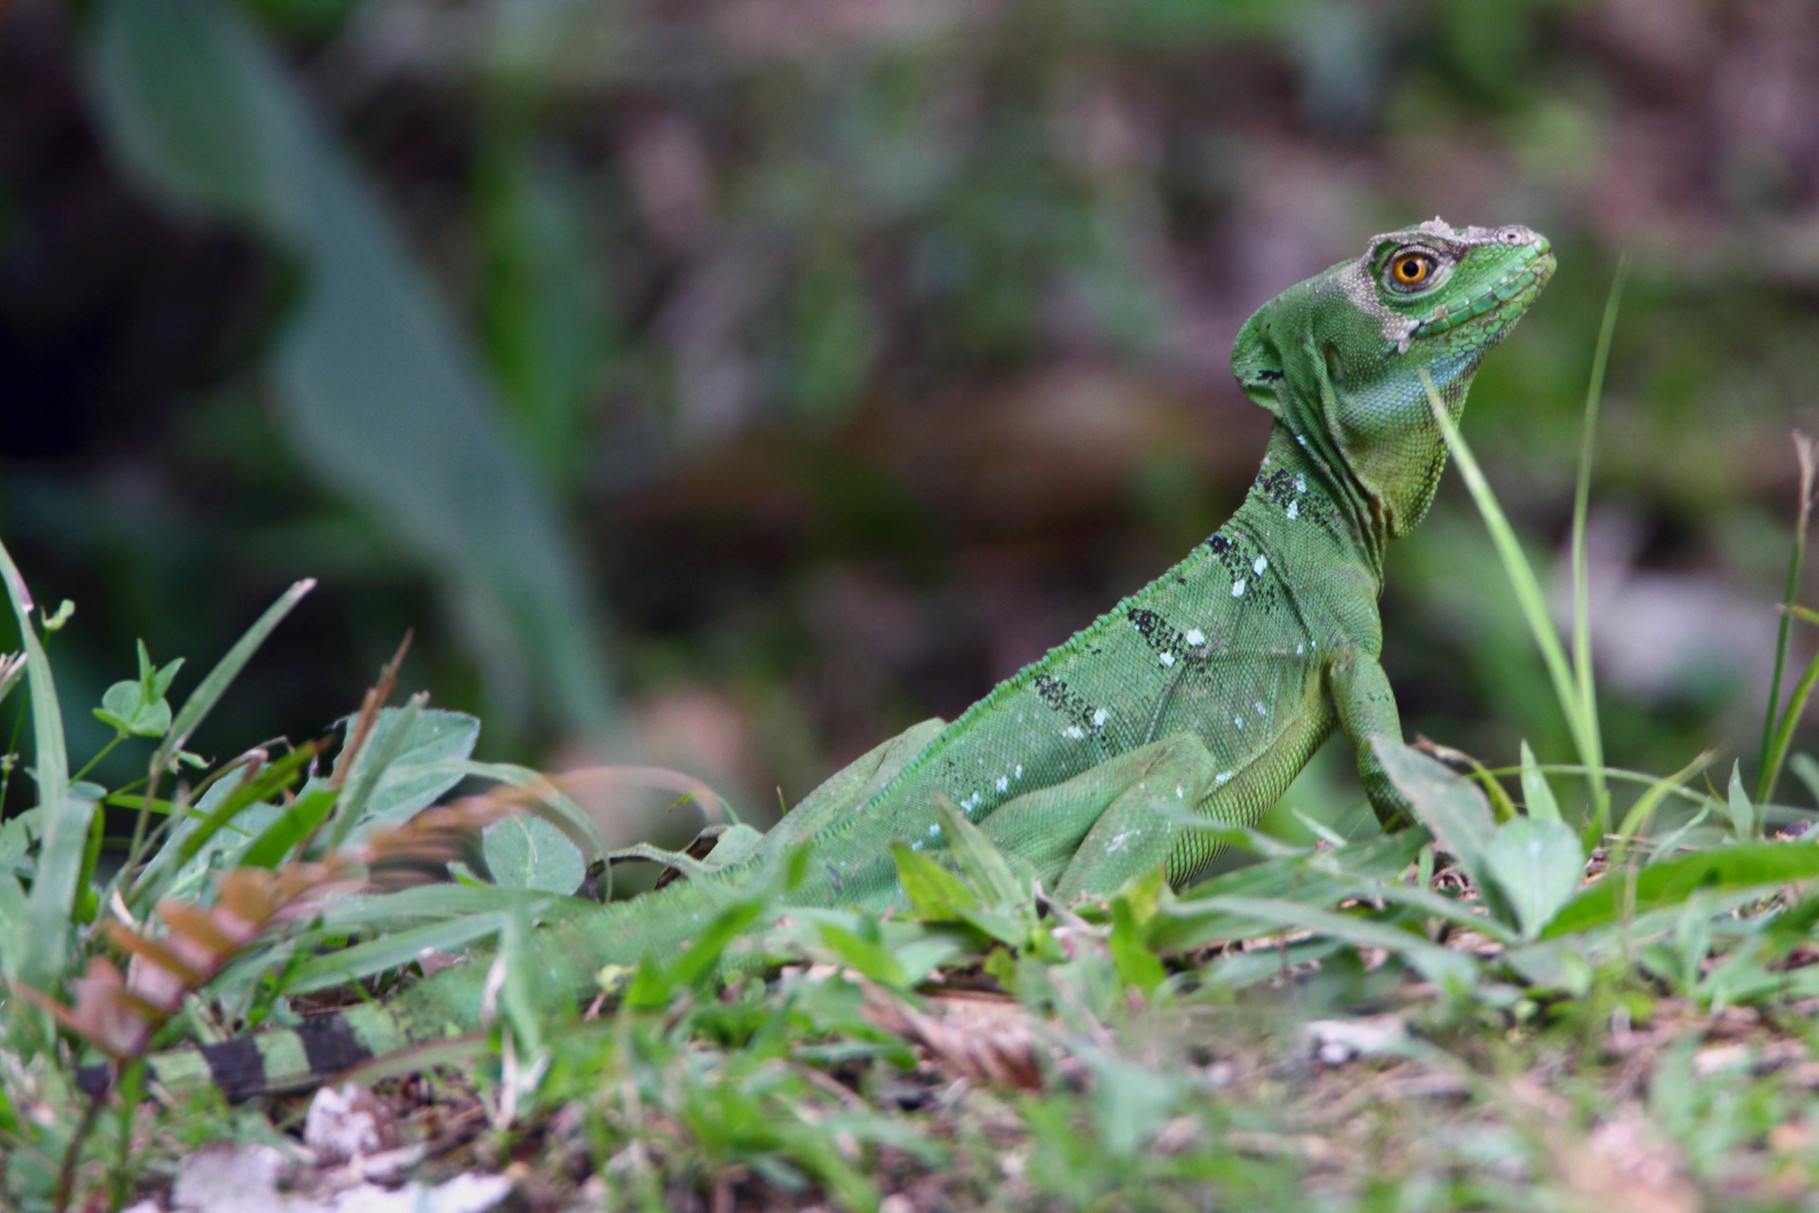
[862,988,1043,1090]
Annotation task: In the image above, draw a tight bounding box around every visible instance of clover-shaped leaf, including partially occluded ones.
[93,640,184,738]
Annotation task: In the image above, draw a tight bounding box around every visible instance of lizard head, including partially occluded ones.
[1232,219,1555,538]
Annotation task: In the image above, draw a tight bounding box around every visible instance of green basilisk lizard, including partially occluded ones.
[137,218,1554,1099]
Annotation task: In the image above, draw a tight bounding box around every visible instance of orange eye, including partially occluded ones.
[1392,254,1433,286]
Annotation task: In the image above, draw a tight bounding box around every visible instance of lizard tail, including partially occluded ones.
[100,876,733,1101]
[123,999,427,1101]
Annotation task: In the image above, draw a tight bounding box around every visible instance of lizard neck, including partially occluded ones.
[1252,422,1388,588]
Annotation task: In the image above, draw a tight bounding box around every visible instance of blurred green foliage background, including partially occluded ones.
[3,0,1818,838]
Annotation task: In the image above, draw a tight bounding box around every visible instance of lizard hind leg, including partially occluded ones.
[976,733,1229,904]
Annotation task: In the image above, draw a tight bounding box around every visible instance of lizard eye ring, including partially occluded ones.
[1388,252,1436,288]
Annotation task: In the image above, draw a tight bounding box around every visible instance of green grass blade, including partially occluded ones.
[1760,640,1819,807]
[1544,840,1819,938]
[1760,434,1817,801]
[1761,519,1819,810]
[1570,260,1625,831]
[0,537,87,992]
[124,578,315,876]
[154,579,315,776]
[1519,740,1562,824]
[1422,370,1605,815]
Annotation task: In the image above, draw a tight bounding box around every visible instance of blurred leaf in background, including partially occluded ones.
[85,0,614,742]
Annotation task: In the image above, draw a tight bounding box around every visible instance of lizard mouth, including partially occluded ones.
[1407,243,1556,342]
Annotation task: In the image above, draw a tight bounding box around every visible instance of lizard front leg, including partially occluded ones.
[1326,649,1415,830]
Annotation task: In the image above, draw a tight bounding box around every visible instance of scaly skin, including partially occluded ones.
[143,218,1554,1100]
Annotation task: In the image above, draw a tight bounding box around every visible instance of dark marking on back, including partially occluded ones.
[203,1036,269,1102]
[1125,608,1186,656]
[1031,673,1098,729]
[298,1012,373,1080]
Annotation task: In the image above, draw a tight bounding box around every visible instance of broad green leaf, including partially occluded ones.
[1519,741,1561,823]
[1544,841,1819,937]
[934,795,1025,910]
[1199,894,1478,993]
[816,923,908,988]
[1330,877,1519,947]
[483,814,586,895]
[1373,739,1502,918]
[1150,833,1427,955]
[95,640,187,736]
[952,907,1029,949]
[342,708,482,835]
[770,907,972,985]
[1482,817,1584,941]
[1726,762,1755,837]
[327,695,425,848]
[453,759,609,859]
[1108,898,1167,995]
[891,844,979,922]
[94,679,171,738]
[1504,940,1594,997]
[88,0,614,739]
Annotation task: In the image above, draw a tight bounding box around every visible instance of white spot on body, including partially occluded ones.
[1295,643,1305,656]
[1106,829,1139,854]
[1255,701,1268,715]
[1092,707,1109,727]
[1185,628,1206,647]
[1014,764,1023,779]
[1253,556,1268,575]
[1295,475,1307,494]
[1063,725,1086,740]
[996,776,1009,792]
[1286,500,1299,520]
[1159,652,1176,668]
[1233,716,1245,730]
[929,824,941,837]
[1215,771,1234,786]
[1232,579,1247,598]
